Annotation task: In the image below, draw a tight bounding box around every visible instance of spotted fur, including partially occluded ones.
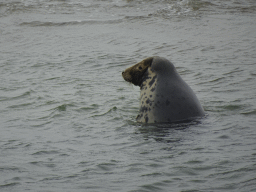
[122,56,205,123]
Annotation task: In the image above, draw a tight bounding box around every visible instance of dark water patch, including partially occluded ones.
[81,168,91,174]
[65,174,79,179]
[78,161,90,166]
[185,160,204,165]
[54,103,76,112]
[192,147,204,151]
[59,153,69,157]
[56,104,67,111]
[189,179,207,184]
[44,76,61,81]
[250,72,256,76]
[218,135,230,139]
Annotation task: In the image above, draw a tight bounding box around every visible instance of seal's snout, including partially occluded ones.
[122,70,131,83]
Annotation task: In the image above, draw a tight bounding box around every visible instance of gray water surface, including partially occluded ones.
[1,0,256,191]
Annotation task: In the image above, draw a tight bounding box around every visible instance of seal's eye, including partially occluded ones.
[139,66,142,70]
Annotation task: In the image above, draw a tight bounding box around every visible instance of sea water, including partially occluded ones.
[0,0,256,191]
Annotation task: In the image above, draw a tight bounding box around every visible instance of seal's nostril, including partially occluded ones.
[122,71,124,75]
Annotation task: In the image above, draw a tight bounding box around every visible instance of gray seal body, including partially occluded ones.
[122,57,205,123]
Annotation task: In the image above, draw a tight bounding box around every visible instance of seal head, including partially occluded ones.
[122,56,205,123]
[122,57,153,86]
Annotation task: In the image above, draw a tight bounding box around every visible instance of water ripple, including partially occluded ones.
[1,0,256,191]
[20,19,122,27]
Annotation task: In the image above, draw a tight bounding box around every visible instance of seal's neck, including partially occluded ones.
[140,68,157,90]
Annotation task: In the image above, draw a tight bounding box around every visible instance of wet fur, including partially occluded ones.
[122,57,205,123]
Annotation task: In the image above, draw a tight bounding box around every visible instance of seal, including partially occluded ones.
[122,56,205,123]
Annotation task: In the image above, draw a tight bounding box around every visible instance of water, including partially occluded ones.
[0,0,256,191]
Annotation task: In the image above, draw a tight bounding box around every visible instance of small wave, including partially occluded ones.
[56,104,67,111]
[8,102,35,109]
[20,19,122,27]
[124,15,151,22]
[5,90,32,101]
[75,106,98,113]
[222,104,244,111]
[241,109,256,116]
[97,162,117,171]
[208,76,226,83]
[0,166,21,172]
[90,106,117,117]
[150,0,210,19]
[205,103,246,114]
[0,182,20,188]
[140,183,164,191]
[53,103,76,112]
[0,1,90,17]
[32,150,60,155]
